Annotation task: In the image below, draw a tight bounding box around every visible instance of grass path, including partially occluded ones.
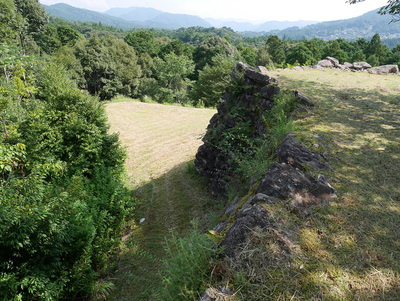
[104,101,217,300]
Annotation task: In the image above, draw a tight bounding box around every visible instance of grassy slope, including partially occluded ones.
[104,100,218,300]
[251,69,400,300]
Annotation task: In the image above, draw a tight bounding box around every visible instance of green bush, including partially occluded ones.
[0,60,132,300]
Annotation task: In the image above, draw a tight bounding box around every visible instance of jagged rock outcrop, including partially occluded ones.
[196,64,336,300]
[217,135,335,258]
[195,62,314,195]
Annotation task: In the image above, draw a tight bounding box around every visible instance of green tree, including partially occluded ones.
[190,54,236,107]
[194,36,238,74]
[74,35,141,100]
[266,35,286,65]
[159,40,195,59]
[0,0,24,44]
[324,40,349,63]
[151,53,195,103]
[256,44,273,67]
[366,33,389,65]
[237,43,257,66]
[286,43,316,65]
[14,0,48,36]
[124,30,160,57]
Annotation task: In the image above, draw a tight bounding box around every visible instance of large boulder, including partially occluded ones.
[352,62,372,71]
[369,65,399,75]
[317,59,334,68]
[255,162,334,215]
[278,135,331,170]
[326,56,340,67]
[220,204,274,257]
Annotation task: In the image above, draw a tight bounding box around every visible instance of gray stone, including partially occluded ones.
[255,162,335,215]
[293,91,314,107]
[369,65,399,75]
[221,204,273,257]
[278,135,332,170]
[343,62,353,69]
[326,56,340,67]
[258,65,269,74]
[199,287,233,301]
[317,59,334,68]
[244,68,278,85]
[352,62,372,70]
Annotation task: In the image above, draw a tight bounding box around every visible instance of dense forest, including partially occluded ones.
[1,0,400,299]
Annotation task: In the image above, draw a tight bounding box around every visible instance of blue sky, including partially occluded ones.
[39,0,389,22]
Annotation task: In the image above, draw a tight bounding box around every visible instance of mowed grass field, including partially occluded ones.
[105,101,217,300]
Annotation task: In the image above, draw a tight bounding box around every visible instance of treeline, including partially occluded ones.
[1,1,131,300]
[31,16,400,108]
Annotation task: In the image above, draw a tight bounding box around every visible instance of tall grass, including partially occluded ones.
[155,222,216,301]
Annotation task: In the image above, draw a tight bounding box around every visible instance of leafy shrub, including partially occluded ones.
[0,60,132,300]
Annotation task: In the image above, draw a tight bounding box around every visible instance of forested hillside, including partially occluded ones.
[245,8,400,46]
[1,0,400,300]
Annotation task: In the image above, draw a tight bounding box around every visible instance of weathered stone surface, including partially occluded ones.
[195,63,282,195]
[260,85,281,99]
[343,62,353,69]
[317,59,334,68]
[258,65,269,74]
[255,162,334,215]
[278,135,332,170]
[352,62,372,70]
[221,204,273,257]
[244,68,278,85]
[369,64,399,75]
[326,56,340,67]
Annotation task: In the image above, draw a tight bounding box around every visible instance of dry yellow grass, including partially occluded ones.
[105,100,218,300]
[106,101,216,187]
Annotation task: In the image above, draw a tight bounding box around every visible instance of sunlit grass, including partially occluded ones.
[223,69,400,300]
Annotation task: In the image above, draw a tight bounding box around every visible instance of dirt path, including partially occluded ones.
[105,101,217,300]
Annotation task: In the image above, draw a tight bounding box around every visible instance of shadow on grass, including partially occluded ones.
[281,75,400,299]
[107,160,222,301]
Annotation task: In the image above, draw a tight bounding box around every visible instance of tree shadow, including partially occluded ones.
[107,159,223,301]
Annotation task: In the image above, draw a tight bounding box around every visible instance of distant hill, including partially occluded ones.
[206,19,317,32]
[43,3,211,30]
[104,7,211,29]
[244,8,400,44]
[105,7,164,22]
[43,3,137,29]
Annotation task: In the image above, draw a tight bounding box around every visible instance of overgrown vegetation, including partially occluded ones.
[0,1,132,299]
[155,222,216,301]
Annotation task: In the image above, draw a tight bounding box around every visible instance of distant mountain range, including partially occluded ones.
[250,8,400,42]
[43,3,400,43]
[42,3,316,31]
